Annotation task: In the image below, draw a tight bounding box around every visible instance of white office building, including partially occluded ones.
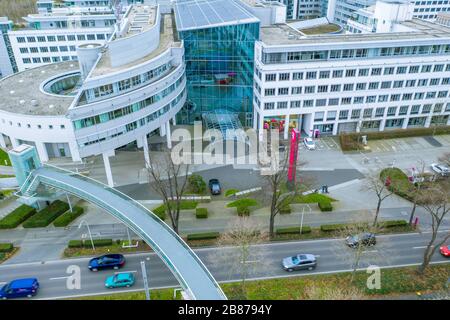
[0,4,185,187]
[253,18,450,139]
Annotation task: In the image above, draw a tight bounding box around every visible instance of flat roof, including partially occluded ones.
[174,0,259,31]
[0,61,78,116]
[260,19,450,46]
[119,5,156,39]
[90,12,180,78]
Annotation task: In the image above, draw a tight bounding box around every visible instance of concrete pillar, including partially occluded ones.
[283,114,290,140]
[253,109,258,130]
[402,117,408,129]
[258,114,264,141]
[447,116,450,126]
[142,135,150,168]
[172,116,176,126]
[379,119,386,131]
[425,115,432,128]
[160,123,166,137]
[166,121,172,149]
[69,141,82,162]
[332,122,339,135]
[36,142,49,162]
[0,134,5,148]
[102,151,114,187]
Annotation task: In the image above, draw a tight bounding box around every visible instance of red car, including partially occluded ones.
[440,245,450,257]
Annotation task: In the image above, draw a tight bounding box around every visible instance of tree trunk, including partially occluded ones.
[419,232,438,274]
[373,200,382,226]
[409,202,417,225]
[269,213,275,239]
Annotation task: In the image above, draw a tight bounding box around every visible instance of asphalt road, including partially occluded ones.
[0,230,448,300]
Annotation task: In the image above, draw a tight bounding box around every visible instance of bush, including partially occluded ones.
[187,174,206,194]
[227,198,258,208]
[195,208,208,219]
[187,232,220,241]
[0,204,36,229]
[89,239,113,247]
[53,206,85,227]
[276,226,311,235]
[236,206,250,216]
[292,193,336,204]
[178,200,198,210]
[152,205,167,220]
[320,223,348,232]
[318,200,333,212]
[68,240,83,248]
[279,204,291,214]
[0,252,5,260]
[379,220,408,228]
[225,189,239,197]
[23,200,69,228]
[0,243,14,253]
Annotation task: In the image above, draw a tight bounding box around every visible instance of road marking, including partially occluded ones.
[0,282,7,286]
[49,276,70,280]
[114,270,138,274]
[362,250,378,253]
[241,260,259,264]
[413,246,427,249]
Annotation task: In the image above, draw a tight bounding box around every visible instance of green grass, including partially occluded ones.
[22,200,69,228]
[0,149,11,166]
[53,206,85,227]
[0,204,36,229]
[291,193,336,204]
[0,174,14,178]
[226,198,258,208]
[75,264,449,300]
[64,240,152,258]
[225,189,239,197]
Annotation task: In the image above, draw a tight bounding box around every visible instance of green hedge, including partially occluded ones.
[152,200,199,221]
[318,200,333,212]
[0,243,14,253]
[187,174,206,194]
[276,226,311,235]
[0,204,36,229]
[152,205,167,220]
[53,206,85,227]
[227,198,258,208]
[68,240,83,248]
[379,220,408,228]
[225,189,239,197]
[187,232,220,241]
[23,200,69,228]
[68,238,113,248]
[195,208,208,219]
[237,206,250,216]
[0,252,5,260]
[320,223,352,232]
[279,204,291,214]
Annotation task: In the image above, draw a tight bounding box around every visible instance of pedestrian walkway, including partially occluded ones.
[0,196,21,219]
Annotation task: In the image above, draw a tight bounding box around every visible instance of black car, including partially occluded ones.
[209,179,221,195]
[345,233,376,248]
[88,254,126,271]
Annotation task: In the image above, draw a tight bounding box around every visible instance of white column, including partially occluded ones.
[332,122,339,135]
[0,134,5,148]
[166,121,172,149]
[35,142,49,162]
[283,114,290,140]
[258,114,264,141]
[424,115,432,128]
[102,152,114,187]
[253,109,258,130]
[379,119,386,131]
[142,135,150,168]
[172,116,177,126]
[402,118,408,129]
[69,141,82,162]
[160,123,166,137]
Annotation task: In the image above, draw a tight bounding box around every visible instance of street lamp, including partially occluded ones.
[78,219,95,251]
[141,258,150,300]
[300,204,312,235]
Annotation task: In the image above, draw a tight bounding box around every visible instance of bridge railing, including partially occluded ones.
[38,163,227,300]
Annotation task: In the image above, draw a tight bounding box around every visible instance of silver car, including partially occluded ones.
[430,163,449,177]
[282,254,317,272]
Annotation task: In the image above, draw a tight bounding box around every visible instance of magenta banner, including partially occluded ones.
[288,128,300,183]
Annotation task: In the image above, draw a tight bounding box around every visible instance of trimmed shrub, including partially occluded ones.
[187,232,220,241]
[227,198,258,208]
[225,189,239,197]
[0,252,5,260]
[23,200,69,228]
[379,220,408,228]
[187,174,207,194]
[318,200,333,212]
[68,240,83,248]
[53,206,85,227]
[195,208,208,219]
[237,206,250,216]
[0,243,14,253]
[89,239,113,248]
[279,204,291,214]
[152,205,167,220]
[178,200,198,210]
[320,223,347,232]
[276,226,311,235]
[0,204,36,229]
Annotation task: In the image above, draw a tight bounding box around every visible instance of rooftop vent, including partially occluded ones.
[48,104,54,109]
[9,90,14,94]
[31,99,39,107]
[19,100,25,105]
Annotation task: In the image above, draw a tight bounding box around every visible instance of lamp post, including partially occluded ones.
[78,219,95,250]
[141,259,150,300]
[300,204,312,235]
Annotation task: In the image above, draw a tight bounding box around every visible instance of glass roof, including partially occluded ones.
[174,0,259,31]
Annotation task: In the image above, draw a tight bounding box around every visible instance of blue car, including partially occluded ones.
[105,272,135,289]
[88,254,125,271]
[0,278,40,299]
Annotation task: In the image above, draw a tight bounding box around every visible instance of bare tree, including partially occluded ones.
[210,217,269,299]
[406,160,427,225]
[417,180,450,274]
[438,152,450,167]
[364,170,394,226]
[145,150,189,234]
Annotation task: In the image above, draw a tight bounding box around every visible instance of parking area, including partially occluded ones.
[298,136,341,151]
[367,135,450,153]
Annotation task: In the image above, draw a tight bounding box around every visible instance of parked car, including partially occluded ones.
[88,254,126,271]
[0,278,39,299]
[282,254,317,272]
[345,233,376,248]
[105,272,135,289]
[303,137,316,150]
[440,245,450,257]
[208,179,221,195]
[430,163,449,177]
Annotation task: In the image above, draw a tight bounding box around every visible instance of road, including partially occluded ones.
[0,230,448,300]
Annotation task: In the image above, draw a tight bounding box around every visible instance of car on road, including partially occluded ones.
[440,245,450,257]
[88,254,126,271]
[430,163,449,177]
[303,137,316,150]
[105,272,135,289]
[0,278,39,299]
[282,254,317,272]
[345,233,376,248]
[209,179,221,195]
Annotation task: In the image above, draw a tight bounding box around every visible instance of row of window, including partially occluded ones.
[15,33,110,43]
[20,45,77,54]
[1,118,66,130]
[256,64,450,82]
[74,74,184,130]
[22,56,77,64]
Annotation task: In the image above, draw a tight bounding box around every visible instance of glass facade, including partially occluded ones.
[178,22,260,126]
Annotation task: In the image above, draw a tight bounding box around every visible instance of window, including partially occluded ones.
[414,92,425,100]
[430,78,440,85]
[368,82,379,90]
[332,70,343,78]
[264,102,274,110]
[27,36,36,42]
[381,81,391,89]
[433,103,443,113]
[393,80,404,88]
[421,65,432,72]
[265,73,276,81]
[67,35,76,41]
[327,111,336,120]
[96,34,105,40]
[87,34,96,40]
[37,36,46,42]
[305,86,315,94]
[378,95,388,102]
[391,94,401,101]
[316,99,327,107]
[318,85,328,93]
[341,97,352,105]
[411,105,420,114]
[343,83,354,91]
[19,48,29,54]
[77,35,86,41]
[291,87,302,94]
[303,100,314,107]
[17,37,26,43]
[330,84,341,92]
[345,69,356,77]
[399,106,409,115]
[57,35,66,41]
[351,109,361,119]
[314,112,324,121]
[339,110,349,120]
[277,101,288,109]
[278,87,289,95]
[371,68,382,75]
[438,91,448,98]
[356,83,366,91]
[60,125,65,129]
[306,71,317,79]
[422,104,432,113]
[409,65,420,73]
[292,72,303,80]
[375,108,385,117]
[358,68,369,76]
[47,35,56,42]
[363,108,373,118]
[426,92,436,99]
[405,80,416,87]
[366,96,376,103]
[354,96,364,104]
[291,100,301,108]
[418,79,428,86]
[387,107,397,116]
[402,93,413,101]
[396,66,407,74]
[59,46,68,52]
[279,73,290,81]
[328,98,339,106]
[40,47,48,53]
[434,64,444,72]
[319,71,330,79]
[265,88,275,96]
[384,67,394,75]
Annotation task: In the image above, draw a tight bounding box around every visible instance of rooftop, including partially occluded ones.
[90,12,180,78]
[117,5,156,39]
[0,61,78,116]
[260,19,450,46]
[174,0,259,32]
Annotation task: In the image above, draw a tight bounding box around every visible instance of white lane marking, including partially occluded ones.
[50,276,70,280]
[413,246,427,249]
[114,270,138,275]
[241,260,259,264]
[315,255,321,258]
[0,282,7,286]
[362,250,378,253]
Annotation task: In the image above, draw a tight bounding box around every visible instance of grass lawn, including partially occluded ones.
[291,193,337,204]
[0,189,15,197]
[0,247,19,264]
[63,240,152,258]
[0,174,15,178]
[0,149,11,166]
[74,264,449,300]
